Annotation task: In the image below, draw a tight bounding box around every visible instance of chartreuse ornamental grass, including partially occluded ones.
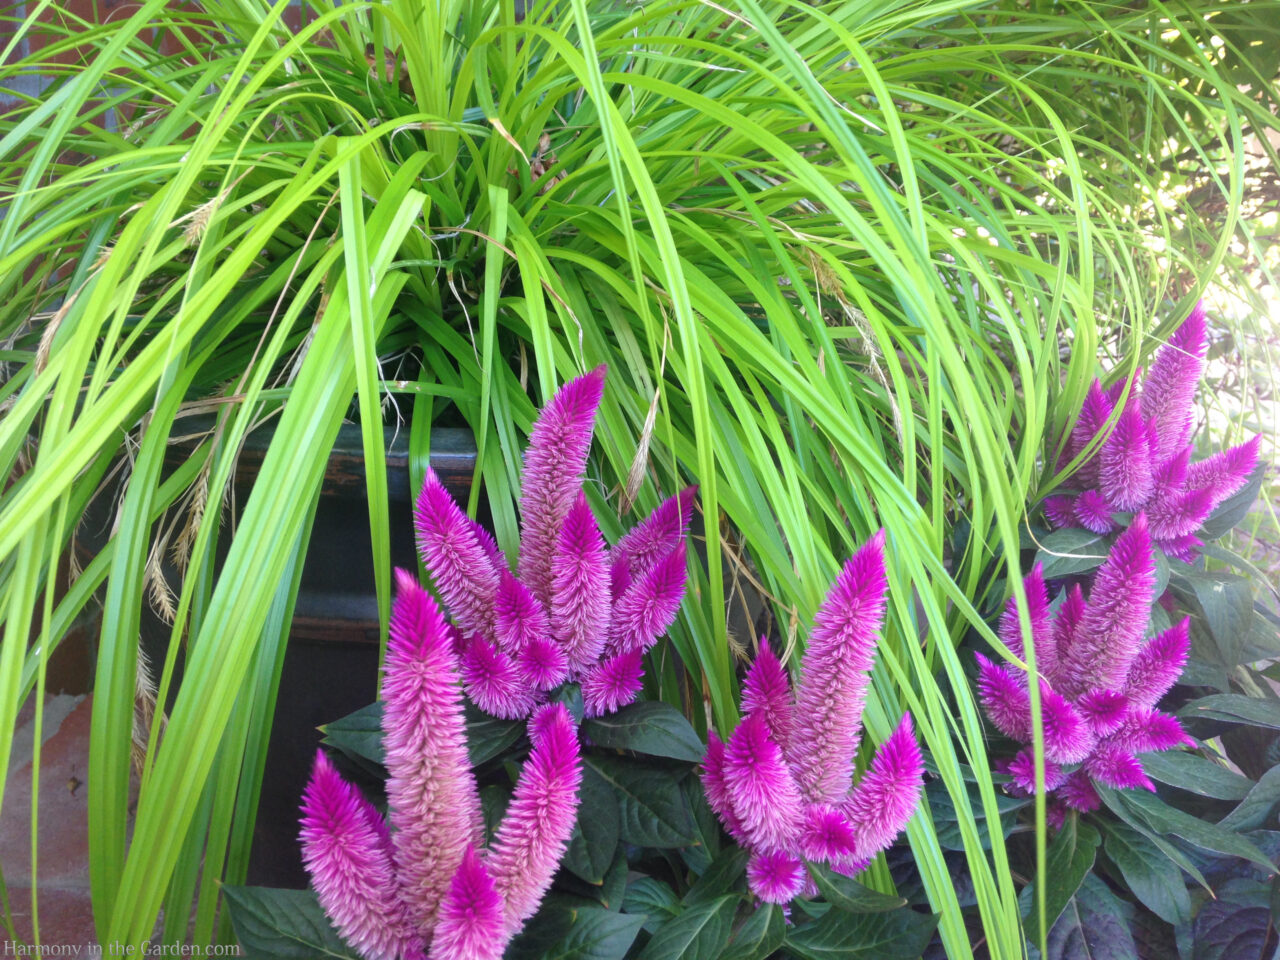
[1,0,1277,955]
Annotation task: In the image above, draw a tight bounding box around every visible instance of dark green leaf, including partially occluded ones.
[582,700,705,762]
[635,894,739,960]
[1101,821,1191,925]
[320,701,524,767]
[926,778,1027,850]
[807,863,907,914]
[563,762,620,884]
[1190,882,1275,960]
[1218,765,1280,833]
[680,774,723,875]
[480,783,511,846]
[1140,751,1253,800]
[1108,787,1277,874]
[464,702,526,765]
[1187,574,1255,668]
[622,876,681,933]
[1022,817,1101,943]
[1035,528,1110,580]
[1180,694,1280,731]
[721,902,785,960]
[550,683,586,724]
[1040,875,1139,960]
[785,905,939,959]
[585,756,695,848]
[223,886,357,959]
[507,902,646,960]
[684,847,749,906]
[319,701,384,766]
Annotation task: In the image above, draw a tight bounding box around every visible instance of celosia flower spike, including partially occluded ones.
[1122,619,1189,709]
[974,653,1031,741]
[1098,403,1155,511]
[1065,381,1113,485]
[609,485,699,588]
[383,571,483,937]
[580,647,645,718]
[1055,515,1155,697]
[300,751,421,960]
[549,492,610,671]
[487,703,584,936]
[518,365,607,606]
[723,712,805,851]
[1185,434,1261,505]
[459,634,539,720]
[608,544,688,659]
[997,563,1051,664]
[740,638,795,748]
[702,535,922,905]
[415,470,501,642]
[787,531,889,804]
[1141,300,1206,460]
[842,714,925,861]
[429,847,505,960]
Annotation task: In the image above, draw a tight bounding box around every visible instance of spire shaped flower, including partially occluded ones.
[1048,302,1260,561]
[413,368,694,719]
[975,531,1192,823]
[300,576,583,960]
[700,536,923,904]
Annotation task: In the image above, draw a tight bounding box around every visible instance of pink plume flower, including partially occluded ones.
[741,639,794,748]
[1073,489,1115,534]
[997,564,1050,662]
[788,532,889,804]
[843,714,925,860]
[549,492,610,671]
[1123,619,1189,709]
[300,751,421,960]
[460,634,539,720]
[799,804,859,862]
[415,470,501,642]
[1141,301,1206,460]
[383,573,483,937]
[608,544,688,659]
[976,523,1194,820]
[1046,304,1259,556]
[580,648,644,718]
[488,703,583,935]
[1043,496,1077,530]
[493,571,548,656]
[1098,404,1155,511]
[1056,516,1155,697]
[975,653,1031,741]
[407,370,689,719]
[702,537,921,904]
[517,366,607,606]
[747,849,808,905]
[429,847,505,960]
[723,713,805,851]
[701,732,747,844]
[610,485,698,585]
[303,579,589,959]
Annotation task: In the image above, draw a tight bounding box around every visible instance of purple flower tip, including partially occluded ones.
[843,714,923,860]
[1085,745,1153,792]
[1073,489,1115,534]
[799,804,859,863]
[1075,689,1129,737]
[581,648,645,718]
[741,638,794,747]
[1040,686,1094,764]
[747,849,807,904]
[975,653,1031,741]
[430,846,505,960]
[724,712,805,851]
[461,635,539,720]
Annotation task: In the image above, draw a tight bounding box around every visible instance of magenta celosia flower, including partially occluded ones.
[300,751,422,960]
[975,528,1192,822]
[413,368,694,719]
[300,578,584,960]
[701,536,924,904]
[1049,302,1260,560]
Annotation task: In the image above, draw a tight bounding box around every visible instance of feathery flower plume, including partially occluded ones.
[301,577,585,959]
[300,751,421,960]
[975,530,1191,822]
[701,534,923,904]
[1047,302,1261,558]
[413,368,693,719]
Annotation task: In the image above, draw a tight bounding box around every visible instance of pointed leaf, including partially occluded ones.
[807,863,906,913]
[785,905,939,959]
[581,700,705,762]
[1100,821,1191,924]
[586,756,695,848]
[720,902,785,960]
[563,762,620,885]
[1021,818,1101,945]
[222,886,359,960]
[507,902,646,960]
[635,895,739,960]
